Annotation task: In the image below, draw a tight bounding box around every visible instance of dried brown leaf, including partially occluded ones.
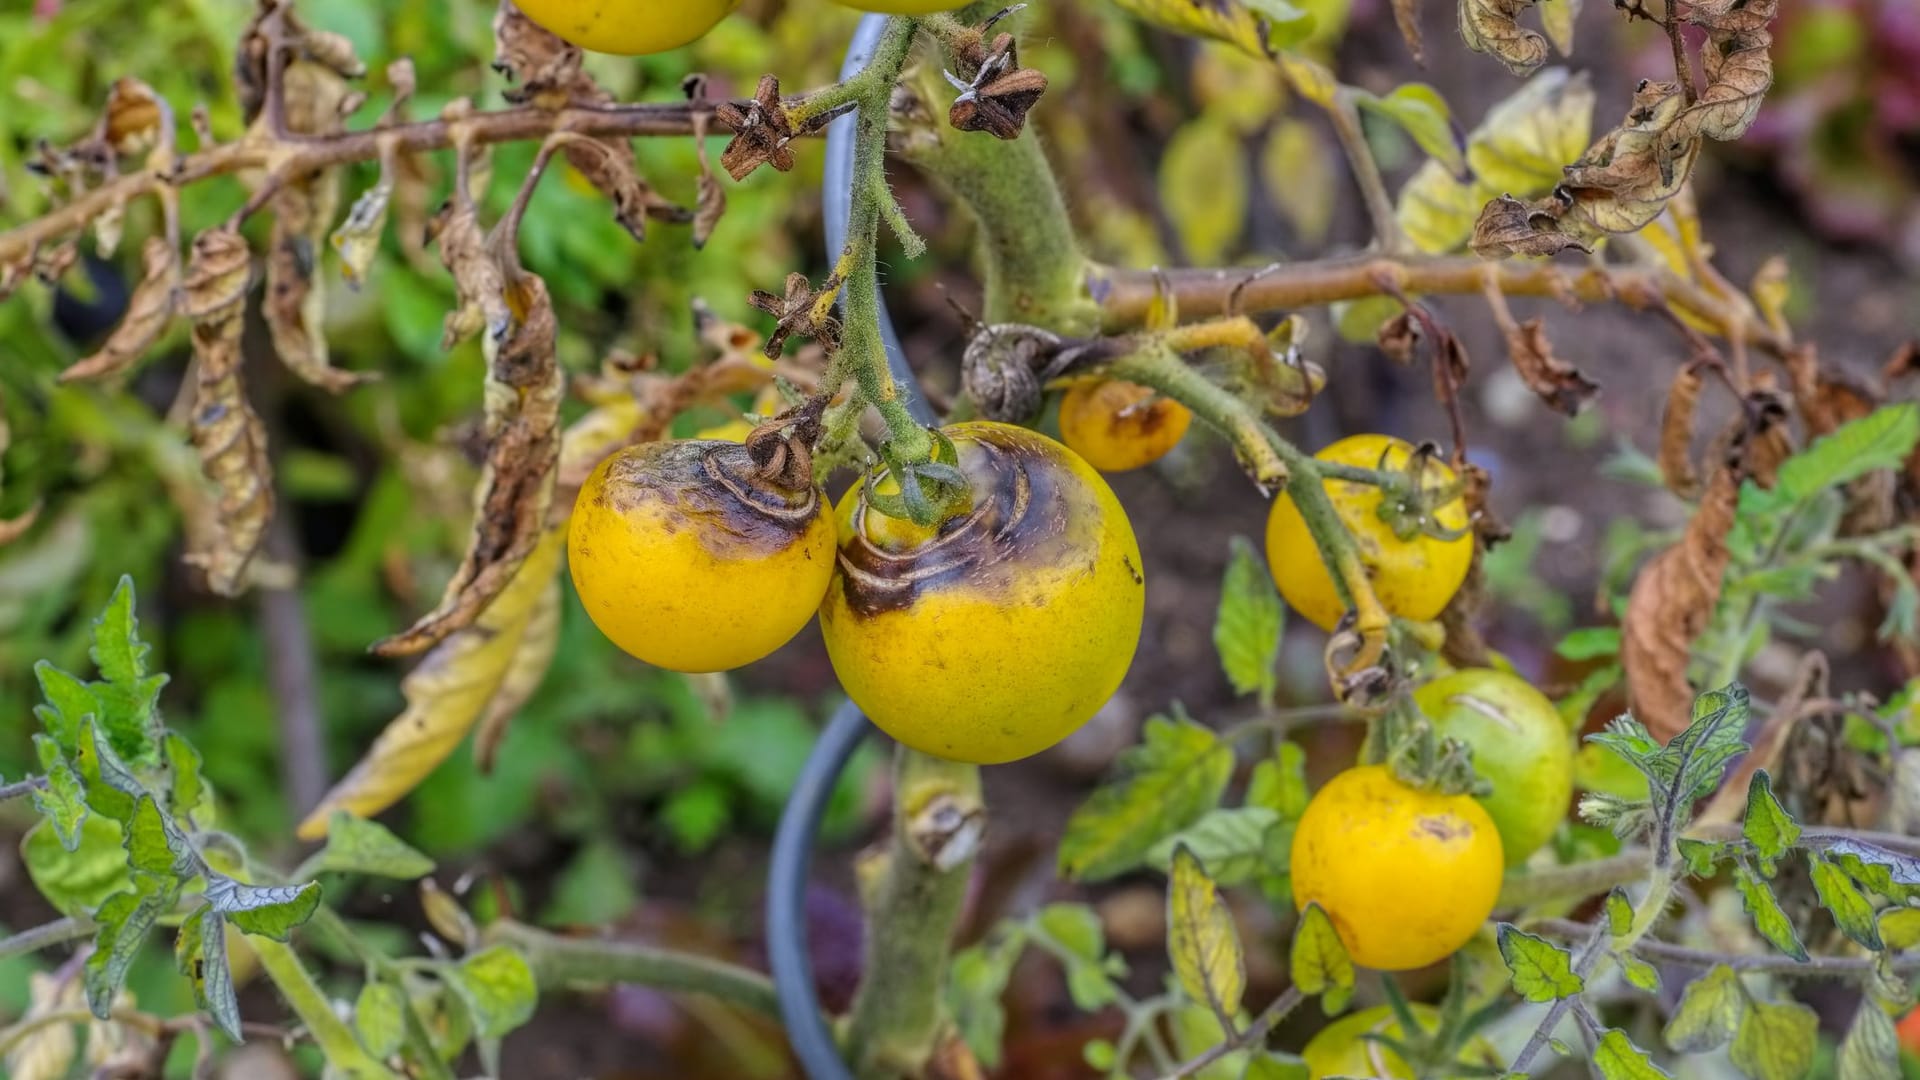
[474,573,561,774]
[1458,0,1548,75]
[183,230,274,597]
[1785,344,1876,438]
[560,135,690,243]
[267,180,371,393]
[1391,0,1427,63]
[372,270,563,656]
[492,0,597,108]
[101,77,167,156]
[298,526,565,839]
[1623,461,1739,742]
[432,194,508,351]
[61,236,179,383]
[1559,81,1703,235]
[1728,378,1793,490]
[1671,0,1778,144]
[330,165,393,288]
[1504,317,1597,415]
[687,78,727,250]
[1470,192,1591,258]
[1659,360,1705,498]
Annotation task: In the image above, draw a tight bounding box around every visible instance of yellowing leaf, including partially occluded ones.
[1108,0,1315,59]
[473,574,562,773]
[1191,42,1286,135]
[1540,0,1581,55]
[1731,1000,1819,1080]
[1397,161,1483,254]
[1665,965,1746,1052]
[296,526,565,839]
[1276,53,1337,109]
[1168,846,1245,1025]
[1289,902,1353,1012]
[1160,117,1250,265]
[1262,119,1339,248]
[1466,68,1594,194]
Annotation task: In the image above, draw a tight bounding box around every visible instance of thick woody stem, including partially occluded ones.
[847,748,986,1079]
[1095,258,1791,357]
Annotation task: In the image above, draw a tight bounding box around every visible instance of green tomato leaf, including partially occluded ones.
[1664,965,1746,1052]
[31,737,89,852]
[1776,404,1920,504]
[1838,999,1901,1080]
[1556,626,1622,662]
[205,873,322,941]
[1168,846,1245,1025]
[948,926,1028,1070]
[1824,838,1920,896]
[1145,807,1282,886]
[1677,838,1728,877]
[1877,907,1920,950]
[1735,865,1808,962]
[1808,853,1881,950]
[1604,887,1633,939]
[85,878,178,1018]
[1214,537,1284,704]
[1668,685,1752,807]
[1496,924,1584,1002]
[33,660,95,753]
[1358,83,1465,173]
[22,813,131,917]
[175,906,243,1043]
[124,795,197,880]
[354,982,410,1060]
[1730,1000,1819,1080]
[164,733,206,822]
[86,575,167,767]
[1060,713,1234,881]
[1082,1038,1119,1072]
[309,811,435,881]
[74,719,143,823]
[1245,741,1309,819]
[1742,770,1800,875]
[1595,1028,1672,1079]
[1289,902,1354,1011]
[1618,953,1660,993]
[446,944,538,1077]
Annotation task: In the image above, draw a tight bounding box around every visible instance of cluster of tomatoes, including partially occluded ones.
[570,380,1577,976]
[511,0,964,58]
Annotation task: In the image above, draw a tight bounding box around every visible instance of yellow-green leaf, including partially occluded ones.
[1160,117,1249,265]
[1214,537,1283,703]
[1839,999,1901,1080]
[1594,1029,1671,1080]
[1735,865,1808,961]
[1742,770,1799,874]
[1731,1001,1818,1080]
[1262,119,1338,249]
[1168,846,1246,1025]
[1108,0,1314,58]
[1289,902,1353,1013]
[1664,964,1745,1052]
[1359,84,1464,174]
[1060,714,1234,881]
[1809,853,1880,950]
[1465,68,1595,195]
[1497,924,1584,1002]
[1396,160,1482,253]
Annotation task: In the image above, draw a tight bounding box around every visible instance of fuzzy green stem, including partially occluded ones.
[1106,343,1288,489]
[835,17,934,468]
[896,71,1100,333]
[0,916,93,962]
[484,920,782,1019]
[252,936,397,1080]
[1497,849,1655,909]
[846,747,985,1078]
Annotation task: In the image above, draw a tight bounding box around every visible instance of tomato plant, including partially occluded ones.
[4,0,1920,1078]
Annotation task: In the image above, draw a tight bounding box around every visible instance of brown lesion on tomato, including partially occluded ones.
[591,439,825,560]
[1414,815,1471,843]
[835,428,1100,617]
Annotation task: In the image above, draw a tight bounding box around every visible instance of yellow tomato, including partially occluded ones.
[1265,433,1472,631]
[1302,1005,1501,1079]
[832,1,966,11]
[1414,669,1574,866]
[1057,379,1193,472]
[568,439,834,672]
[511,0,740,56]
[1291,765,1503,971]
[820,422,1145,764]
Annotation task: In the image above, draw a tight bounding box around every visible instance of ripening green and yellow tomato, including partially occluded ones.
[1415,668,1575,866]
[1291,765,1503,971]
[1265,434,1472,631]
[568,439,834,673]
[1301,1005,1502,1079]
[831,0,966,12]
[1057,378,1193,472]
[511,0,739,55]
[819,422,1145,764]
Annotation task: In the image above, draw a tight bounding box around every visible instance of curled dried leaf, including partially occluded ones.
[267,180,371,393]
[1669,0,1778,144]
[1470,192,1590,258]
[330,160,394,288]
[492,0,596,107]
[1726,378,1794,490]
[183,230,274,597]
[298,527,566,838]
[101,77,168,156]
[1659,360,1706,497]
[1623,461,1739,742]
[1785,345,1877,439]
[432,189,509,351]
[687,76,727,250]
[372,271,563,657]
[559,135,690,243]
[1459,0,1548,75]
[1503,316,1596,415]
[61,236,179,384]
[1391,0,1427,63]
[474,573,561,774]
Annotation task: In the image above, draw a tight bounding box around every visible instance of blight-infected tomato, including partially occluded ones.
[819,422,1145,764]
[1265,434,1472,630]
[511,0,739,56]
[1057,379,1193,472]
[568,439,834,673]
[1291,765,1503,971]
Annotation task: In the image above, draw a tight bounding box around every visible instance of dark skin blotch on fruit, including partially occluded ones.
[595,440,820,560]
[837,429,1098,618]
